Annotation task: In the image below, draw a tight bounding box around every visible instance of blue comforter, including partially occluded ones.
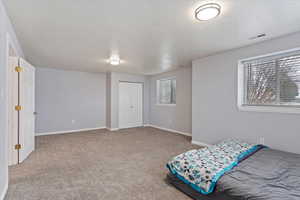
[167,139,262,195]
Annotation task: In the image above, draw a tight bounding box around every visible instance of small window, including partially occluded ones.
[238,48,300,113]
[157,78,176,105]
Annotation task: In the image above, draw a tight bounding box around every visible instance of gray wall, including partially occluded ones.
[149,67,192,134]
[108,72,150,129]
[0,1,24,198]
[192,32,300,154]
[35,68,106,134]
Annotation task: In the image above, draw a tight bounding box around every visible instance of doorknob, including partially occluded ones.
[33,112,38,115]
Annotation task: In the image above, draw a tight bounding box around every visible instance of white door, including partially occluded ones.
[8,57,19,165]
[8,57,35,165]
[119,82,143,129]
[19,58,35,163]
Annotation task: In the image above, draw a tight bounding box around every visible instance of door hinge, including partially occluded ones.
[15,105,22,111]
[15,144,21,150]
[15,66,22,72]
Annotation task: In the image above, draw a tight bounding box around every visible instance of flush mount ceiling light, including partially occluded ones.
[195,3,221,21]
[109,55,120,66]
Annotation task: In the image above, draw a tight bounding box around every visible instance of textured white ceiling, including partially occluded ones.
[4,0,300,74]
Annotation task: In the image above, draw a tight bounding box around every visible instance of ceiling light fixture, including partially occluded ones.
[195,3,221,21]
[109,55,120,66]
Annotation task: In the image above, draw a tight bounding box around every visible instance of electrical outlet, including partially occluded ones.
[259,137,265,145]
[72,120,75,124]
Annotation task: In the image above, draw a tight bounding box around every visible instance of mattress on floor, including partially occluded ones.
[166,139,263,195]
[167,148,300,200]
[166,173,235,200]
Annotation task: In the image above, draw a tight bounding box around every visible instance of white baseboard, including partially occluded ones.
[35,127,107,136]
[107,128,119,131]
[192,140,211,147]
[0,181,8,200]
[147,124,192,137]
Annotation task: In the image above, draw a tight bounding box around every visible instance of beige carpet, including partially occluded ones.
[6,127,200,200]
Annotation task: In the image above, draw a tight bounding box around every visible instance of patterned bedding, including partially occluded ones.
[167,139,262,195]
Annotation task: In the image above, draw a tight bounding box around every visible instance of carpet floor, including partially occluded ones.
[5,127,200,200]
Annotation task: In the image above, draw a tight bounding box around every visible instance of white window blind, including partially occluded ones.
[157,78,176,104]
[243,52,300,107]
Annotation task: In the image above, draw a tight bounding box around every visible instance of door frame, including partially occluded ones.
[118,81,144,129]
[6,34,19,165]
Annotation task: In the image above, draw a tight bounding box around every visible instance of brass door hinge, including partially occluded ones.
[15,105,22,111]
[15,66,22,72]
[15,144,21,150]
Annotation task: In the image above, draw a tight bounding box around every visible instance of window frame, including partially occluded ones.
[238,47,300,114]
[156,77,176,106]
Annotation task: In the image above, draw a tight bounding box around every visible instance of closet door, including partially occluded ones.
[119,82,143,129]
[19,58,35,163]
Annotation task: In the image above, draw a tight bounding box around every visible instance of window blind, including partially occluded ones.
[158,78,176,104]
[244,53,300,106]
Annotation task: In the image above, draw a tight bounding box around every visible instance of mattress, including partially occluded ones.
[167,173,235,200]
[167,148,300,200]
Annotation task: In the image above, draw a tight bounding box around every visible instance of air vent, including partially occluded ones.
[249,34,266,40]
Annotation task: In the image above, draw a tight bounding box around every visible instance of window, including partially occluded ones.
[157,78,176,105]
[238,48,300,113]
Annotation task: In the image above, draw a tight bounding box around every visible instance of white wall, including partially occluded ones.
[149,67,192,134]
[35,68,107,134]
[0,1,24,199]
[106,72,111,128]
[192,32,300,154]
[35,70,150,132]
[107,72,150,129]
